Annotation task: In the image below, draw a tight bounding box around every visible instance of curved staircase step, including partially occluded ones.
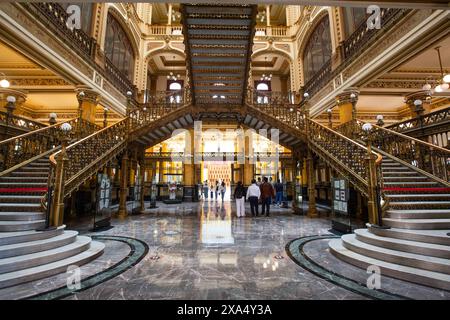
[0,236,91,274]
[0,226,65,246]
[0,195,42,203]
[0,203,41,212]
[385,194,450,201]
[329,239,450,290]
[386,209,450,219]
[0,220,45,232]
[388,201,450,210]
[368,225,450,246]
[341,234,450,274]
[0,212,45,221]
[0,240,104,289]
[0,231,78,259]
[382,218,450,230]
[354,228,450,259]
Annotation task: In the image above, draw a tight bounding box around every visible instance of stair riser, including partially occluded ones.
[0,229,64,246]
[0,205,41,212]
[11,172,49,177]
[0,244,104,290]
[0,235,77,259]
[0,213,45,221]
[355,233,450,259]
[0,241,90,274]
[330,245,450,291]
[0,221,45,232]
[386,196,450,202]
[342,239,450,274]
[384,183,440,187]
[383,219,450,230]
[386,211,450,219]
[388,203,450,210]
[383,177,429,182]
[0,198,42,204]
[369,226,450,246]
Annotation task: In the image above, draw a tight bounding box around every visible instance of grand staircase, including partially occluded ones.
[0,121,104,289]
[330,121,450,290]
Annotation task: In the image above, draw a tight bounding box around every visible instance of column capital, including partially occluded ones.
[335,88,359,106]
[75,85,101,104]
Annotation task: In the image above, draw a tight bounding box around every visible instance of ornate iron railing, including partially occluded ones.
[0,117,97,172]
[24,2,96,59]
[145,151,293,161]
[307,119,382,197]
[302,60,332,98]
[386,106,450,138]
[338,119,450,183]
[0,111,47,132]
[144,90,191,107]
[105,58,136,97]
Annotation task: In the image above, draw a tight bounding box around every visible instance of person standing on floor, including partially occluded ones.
[220,181,226,202]
[215,180,219,200]
[260,177,275,216]
[234,181,245,218]
[246,179,261,217]
[210,183,214,199]
[203,180,209,200]
[256,177,262,186]
[269,177,275,205]
[274,179,284,206]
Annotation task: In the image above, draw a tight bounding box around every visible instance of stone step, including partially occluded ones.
[382,167,413,172]
[354,228,450,259]
[382,218,450,230]
[27,162,49,167]
[340,234,450,274]
[329,239,450,290]
[388,201,450,210]
[0,220,45,232]
[383,181,440,187]
[19,167,49,172]
[386,209,450,219]
[0,226,65,246]
[0,231,78,259]
[0,182,47,188]
[0,240,104,289]
[0,195,42,203]
[0,203,42,212]
[0,235,91,274]
[382,171,420,176]
[368,225,450,246]
[383,176,429,182]
[0,212,45,221]
[11,171,48,177]
[385,194,450,202]
[382,162,404,166]
[0,177,47,183]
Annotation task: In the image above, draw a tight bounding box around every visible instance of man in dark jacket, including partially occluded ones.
[260,177,275,216]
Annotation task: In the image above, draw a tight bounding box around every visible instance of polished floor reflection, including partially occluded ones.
[1,200,448,300]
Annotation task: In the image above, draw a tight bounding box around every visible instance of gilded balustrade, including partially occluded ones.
[0,117,95,172]
[0,111,47,132]
[339,119,450,183]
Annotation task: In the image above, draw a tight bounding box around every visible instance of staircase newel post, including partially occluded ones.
[50,123,72,227]
[76,91,85,139]
[362,123,381,227]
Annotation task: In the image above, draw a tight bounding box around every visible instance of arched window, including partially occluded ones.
[104,13,135,81]
[302,16,331,83]
[256,82,269,91]
[169,82,182,91]
[254,80,271,104]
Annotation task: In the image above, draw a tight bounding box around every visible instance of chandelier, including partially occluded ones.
[260,57,272,81]
[166,56,181,81]
[422,46,450,92]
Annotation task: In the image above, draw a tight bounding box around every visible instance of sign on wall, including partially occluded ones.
[332,178,349,214]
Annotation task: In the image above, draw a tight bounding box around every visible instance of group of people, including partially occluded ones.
[233,177,284,218]
[202,180,226,202]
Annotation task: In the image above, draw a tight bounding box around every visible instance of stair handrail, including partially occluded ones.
[0,111,48,132]
[350,119,450,182]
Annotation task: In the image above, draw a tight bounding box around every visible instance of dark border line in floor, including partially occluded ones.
[24,235,149,300]
[285,235,411,300]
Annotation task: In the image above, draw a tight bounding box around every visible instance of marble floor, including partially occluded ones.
[1,200,449,300]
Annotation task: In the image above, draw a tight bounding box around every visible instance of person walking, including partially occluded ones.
[269,177,275,205]
[210,183,214,199]
[220,181,226,202]
[214,180,219,200]
[203,180,209,200]
[260,177,275,216]
[234,181,245,218]
[256,177,262,186]
[246,179,261,217]
[274,179,284,206]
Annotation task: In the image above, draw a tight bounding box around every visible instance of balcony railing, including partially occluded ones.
[149,25,183,36]
[255,26,290,37]
[0,111,47,132]
[25,2,96,59]
[145,151,293,161]
[105,58,136,97]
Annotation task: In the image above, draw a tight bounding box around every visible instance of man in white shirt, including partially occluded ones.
[246,179,261,217]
